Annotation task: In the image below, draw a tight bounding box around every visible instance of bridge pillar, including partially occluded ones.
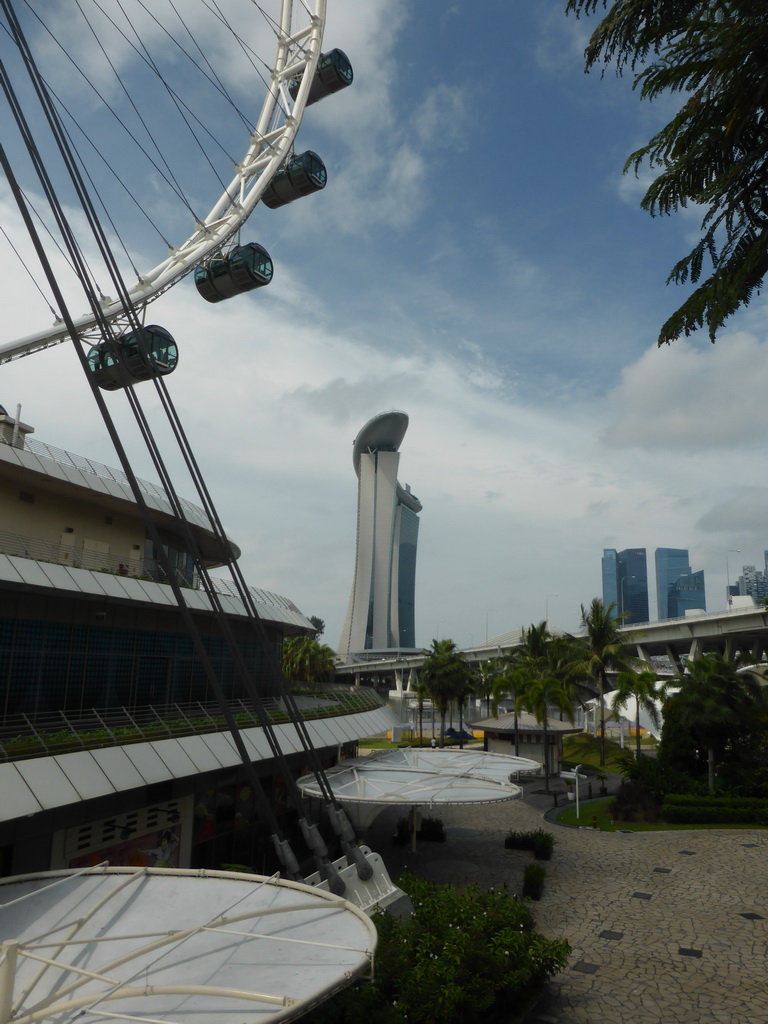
[406,667,419,693]
[393,668,404,697]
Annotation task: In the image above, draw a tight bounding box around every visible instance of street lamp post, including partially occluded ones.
[726,549,741,609]
[620,575,636,620]
[545,594,558,625]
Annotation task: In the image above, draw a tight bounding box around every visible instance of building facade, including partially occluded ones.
[0,408,394,879]
[601,549,619,612]
[655,547,692,620]
[738,563,768,603]
[338,412,422,658]
[671,570,706,617]
[602,547,649,623]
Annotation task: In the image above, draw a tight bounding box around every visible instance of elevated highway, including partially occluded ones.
[335,607,768,696]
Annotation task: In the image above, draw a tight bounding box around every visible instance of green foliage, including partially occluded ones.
[421,639,473,748]
[566,0,768,344]
[660,653,768,794]
[282,634,336,683]
[561,732,631,773]
[578,598,644,766]
[611,669,662,758]
[504,828,555,857]
[416,816,446,842]
[661,795,768,825]
[523,862,546,887]
[305,873,569,1024]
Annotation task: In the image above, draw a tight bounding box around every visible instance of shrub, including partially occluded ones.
[504,828,554,858]
[416,816,446,842]
[304,872,569,1024]
[504,829,534,850]
[660,794,768,824]
[522,862,546,900]
[532,830,555,861]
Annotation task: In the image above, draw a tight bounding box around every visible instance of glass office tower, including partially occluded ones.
[655,547,692,620]
[671,570,706,616]
[602,547,648,621]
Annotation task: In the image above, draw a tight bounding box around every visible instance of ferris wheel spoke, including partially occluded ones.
[0,0,346,367]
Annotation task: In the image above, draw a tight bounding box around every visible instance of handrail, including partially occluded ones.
[0,527,303,612]
[0,688,384,764]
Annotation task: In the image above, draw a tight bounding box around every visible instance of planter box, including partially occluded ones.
[522,882,544,900]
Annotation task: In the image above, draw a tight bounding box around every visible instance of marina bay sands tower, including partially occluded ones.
[338,411,422,658]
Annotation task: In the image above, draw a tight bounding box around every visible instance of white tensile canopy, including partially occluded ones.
[298,748,541,828]
[0,866,377,1024]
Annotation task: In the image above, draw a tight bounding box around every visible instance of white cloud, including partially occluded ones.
[602,332,768,452]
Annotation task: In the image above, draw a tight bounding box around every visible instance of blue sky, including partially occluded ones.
[3,1,768,648]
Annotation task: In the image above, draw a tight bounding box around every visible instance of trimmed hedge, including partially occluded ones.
[304,871,569,1024]
[661,794,768,824]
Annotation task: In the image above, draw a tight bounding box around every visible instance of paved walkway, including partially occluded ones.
[364,780,768,1024]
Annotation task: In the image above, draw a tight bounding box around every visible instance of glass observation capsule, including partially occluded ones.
[289,48,353,106]
[261,151,327,210]
[86,326,178,391]
[194,242,273,303]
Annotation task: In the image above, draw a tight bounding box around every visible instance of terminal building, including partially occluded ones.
[338,411,422,660]
[0,405,393,878]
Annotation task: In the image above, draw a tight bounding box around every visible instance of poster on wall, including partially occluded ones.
[68,826,181,870]
[50,797,193,871]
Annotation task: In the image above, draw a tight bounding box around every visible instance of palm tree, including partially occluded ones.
[476,660,502,718]
[663,653,767,795]
[491,663,528,756]
[517,670,574,792]
[282,634,335,683]
[421,638,472,748]
[611,669,662,758]
[578,598,642,767]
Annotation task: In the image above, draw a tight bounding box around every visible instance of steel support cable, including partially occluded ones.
[19,0,202,218]
[152,382,338,807]
[137,0,255,133]
[0,5,301,882]
[0,222,59,319]
[107,0,229,192]
[151,384,370,878]
[205,0,277,84]
[114,381,354,884]
[4,0,351,892]
[0,139,298,879]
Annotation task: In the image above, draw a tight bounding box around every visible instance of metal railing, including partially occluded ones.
[0,527,304,613]
[17,435,212,531]
[0,687,384,764]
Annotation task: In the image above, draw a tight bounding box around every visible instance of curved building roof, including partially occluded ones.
[352,411,409,477]
[352,411,422,513]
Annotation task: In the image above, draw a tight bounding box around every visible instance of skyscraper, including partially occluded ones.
[602,547,648,623]
[618,548,649,623]
[338,412,422,657]
[737,564,768,603]
[655,547,692,620]
[671,570,706,616]
[602,549,619,613]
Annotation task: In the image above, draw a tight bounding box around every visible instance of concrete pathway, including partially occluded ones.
[364,781,768,1024]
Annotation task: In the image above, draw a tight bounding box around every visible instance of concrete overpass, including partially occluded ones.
[335,606,768,697]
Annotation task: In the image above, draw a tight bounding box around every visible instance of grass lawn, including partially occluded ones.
[561,733,653,774]
[556,797,768,832]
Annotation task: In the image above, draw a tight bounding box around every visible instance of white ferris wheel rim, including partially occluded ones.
[0,0,327,365]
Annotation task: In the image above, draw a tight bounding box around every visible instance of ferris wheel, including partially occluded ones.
[0,0,352,372]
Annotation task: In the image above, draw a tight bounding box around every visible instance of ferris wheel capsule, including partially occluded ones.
[290,48,353,106]
[194,242,273,303]
[261,151,327,209]
[86,325,178,391]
